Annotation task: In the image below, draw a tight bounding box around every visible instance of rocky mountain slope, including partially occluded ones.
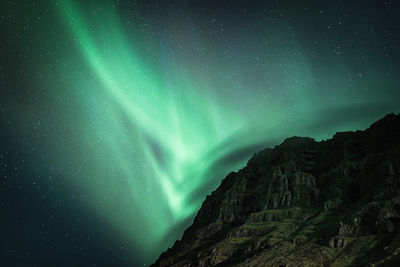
[152,113,400,267]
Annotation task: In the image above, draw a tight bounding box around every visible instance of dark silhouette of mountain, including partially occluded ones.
[152,113,400,266]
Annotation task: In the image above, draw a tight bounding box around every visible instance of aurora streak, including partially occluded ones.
[1,0,399,265]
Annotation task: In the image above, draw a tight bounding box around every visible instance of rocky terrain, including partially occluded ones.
[152,113,400,266]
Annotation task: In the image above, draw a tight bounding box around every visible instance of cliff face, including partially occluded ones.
[152,113,400,267]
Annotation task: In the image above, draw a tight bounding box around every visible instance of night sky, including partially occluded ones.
[1,0,400,266]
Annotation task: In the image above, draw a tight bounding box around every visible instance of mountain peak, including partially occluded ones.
[152,114,400,266]
[277,136,315,150]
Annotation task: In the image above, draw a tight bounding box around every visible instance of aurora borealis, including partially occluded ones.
[1,0,400,266]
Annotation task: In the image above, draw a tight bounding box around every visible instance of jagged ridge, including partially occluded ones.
[152,113,400,267]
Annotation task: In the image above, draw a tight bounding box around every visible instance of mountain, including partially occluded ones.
[152,113,400,267]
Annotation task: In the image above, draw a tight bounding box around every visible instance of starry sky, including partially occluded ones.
[1,0,399,266]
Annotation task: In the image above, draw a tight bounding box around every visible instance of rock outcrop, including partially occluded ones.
[152,113,400,266]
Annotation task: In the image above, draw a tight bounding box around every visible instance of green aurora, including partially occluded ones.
[1,0,399,265]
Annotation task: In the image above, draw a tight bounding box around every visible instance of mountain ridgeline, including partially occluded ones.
[152,113,400,266]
